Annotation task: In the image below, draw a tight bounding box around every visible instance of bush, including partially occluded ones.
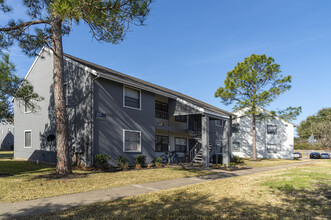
[153,157,162,168]
[231,155,243,163]
[134,155,146,166]
[94,154,111,170]
[117,155,129,170]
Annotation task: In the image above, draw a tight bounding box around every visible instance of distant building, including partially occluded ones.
[0,119,14,150]
[232,108,295,160]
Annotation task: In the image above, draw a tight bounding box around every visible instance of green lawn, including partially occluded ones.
[240,158,307,168]
[0,158,212,203]
[32,161,331,219]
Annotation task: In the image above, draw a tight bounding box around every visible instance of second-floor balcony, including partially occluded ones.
[155,110,168,120]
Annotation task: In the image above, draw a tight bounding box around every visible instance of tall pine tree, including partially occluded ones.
[0,0,152,175]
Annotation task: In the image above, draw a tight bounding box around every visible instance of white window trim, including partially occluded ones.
[267,144,277,153]
[123,85,142,111]
[24,103,32,114]
[215,119,224,127]
[123,129,142,153]
[267,125,277,134]
[232,142,240,151]
[24,130,32,149]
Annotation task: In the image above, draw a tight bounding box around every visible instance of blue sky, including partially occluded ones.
[3,0,331,126]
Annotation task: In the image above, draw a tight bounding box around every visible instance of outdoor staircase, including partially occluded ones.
[190,144,213,165]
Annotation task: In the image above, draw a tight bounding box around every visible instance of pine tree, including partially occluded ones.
[0,0,152,175]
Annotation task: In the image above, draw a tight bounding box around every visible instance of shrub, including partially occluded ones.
[229,162,236,167]
[212,164,217,169]
[231,155,243,163]
[147,163,153,168]
[94,154,111,170]
[134,155,146,166]
[217,164,222,168]
[135,164,141,169]
[153,157,162,168]
[117,155,129,170]
[223,164,227,167]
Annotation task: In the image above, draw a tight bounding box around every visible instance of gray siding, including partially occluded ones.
[14,50,93,164]
[93,78,155,165]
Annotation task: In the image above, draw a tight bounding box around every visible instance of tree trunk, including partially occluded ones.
[252,114,257,160]
[51,16,71,175]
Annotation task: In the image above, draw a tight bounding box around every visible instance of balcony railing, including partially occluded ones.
[155,110,168,119]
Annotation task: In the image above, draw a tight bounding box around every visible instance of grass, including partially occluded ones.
[30,161,331,219]
[0,158,212,203]
[239,158,306,168]
[0,151,13,159]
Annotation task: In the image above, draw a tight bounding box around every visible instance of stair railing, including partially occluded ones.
[189,141,202,165]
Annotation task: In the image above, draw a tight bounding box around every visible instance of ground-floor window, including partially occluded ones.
[24,130,32,148]
[175,137,187,152]
[267,144,277,153]
[123,130,141,152]
[232,142,240,151]
[155,135,169,152]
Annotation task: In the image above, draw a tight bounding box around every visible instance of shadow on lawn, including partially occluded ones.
[0,151,13,159]
[6,182,327,219]
[0,160,53,176]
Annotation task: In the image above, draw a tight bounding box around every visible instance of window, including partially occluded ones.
[215,120,224,127]
[124,86,141,110]
[155,135,169,152]
[175,115,187,123]
[24,131,32,148]
[232,123,240,133]
[232,142,240,151]
[155,101,168,119]
[123,130,141,152]
[8,128,11,133]
[175,138,187,152]
[267,144,277,153]
[24,102,31,113]
[7,139,10,145]
[267,125,277,134]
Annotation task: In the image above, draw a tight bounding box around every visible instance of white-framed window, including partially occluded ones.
[24,130,32,148]
[232,142,240,151]
[267,144,277,153]
[24,102,31,113]
[215,119,224,127]
[175,137,187,152]
[123,129,141,152]
[123,86,141,110]
[267,125,277,134]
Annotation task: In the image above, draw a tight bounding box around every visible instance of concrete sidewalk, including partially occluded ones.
[0,160,315,219]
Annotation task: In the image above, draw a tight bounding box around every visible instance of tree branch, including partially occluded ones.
[0,20,50,32]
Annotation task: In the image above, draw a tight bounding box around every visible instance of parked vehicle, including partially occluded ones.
[293,152,302,158]
[309,152,321,159]
[320,153,330,159]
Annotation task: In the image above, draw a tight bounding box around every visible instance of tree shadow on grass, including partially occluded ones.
[10,183,329,219]
[0,160,53,176]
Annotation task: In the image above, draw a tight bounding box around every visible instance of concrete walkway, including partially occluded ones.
[0,160,315,219]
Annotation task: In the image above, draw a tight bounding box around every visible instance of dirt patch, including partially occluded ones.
[33,173,89,180]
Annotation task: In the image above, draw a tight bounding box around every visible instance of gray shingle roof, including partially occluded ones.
[64,53,233,117]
